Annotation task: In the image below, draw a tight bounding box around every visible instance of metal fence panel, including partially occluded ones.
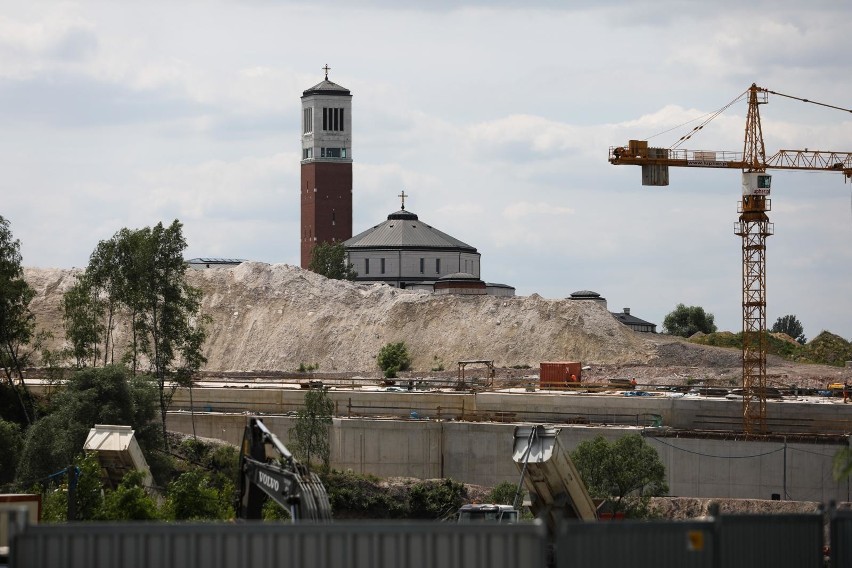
[717,514,823,568]
[830,509,852,568]
[556,521,715,568]
[11,521,546,568]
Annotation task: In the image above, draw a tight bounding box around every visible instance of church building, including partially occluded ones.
[299,68,513,297]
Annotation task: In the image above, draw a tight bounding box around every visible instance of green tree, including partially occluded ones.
[0,215,36,424]
[771,314,806,344]
[16,366,157,483]
[289,387,334,469]
[408,478,466,520]
[308,241,356,280]
[39,453,105,522]
[487,480,518,506]
[97,470,160,521]
[66,221,209,445]
[162,469,232,520]
[377,341,411,379]
[62,273,104,368]
[833,447,852,482]
[0,418,23,486]
[662,303,717,337]
[570,434,668,517]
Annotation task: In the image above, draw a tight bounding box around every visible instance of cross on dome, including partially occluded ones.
[398,190,408,210]
[323,64,330,80]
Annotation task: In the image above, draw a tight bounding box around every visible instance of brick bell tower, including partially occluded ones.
[300,65,353,268]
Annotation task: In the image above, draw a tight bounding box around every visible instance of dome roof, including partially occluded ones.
[570,290,601,299]
[439,272,478,281]
[344,209,477,251]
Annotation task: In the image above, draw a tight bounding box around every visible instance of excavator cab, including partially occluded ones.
[238,417,332,522]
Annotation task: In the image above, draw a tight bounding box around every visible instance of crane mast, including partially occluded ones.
[736,84,772,433]
[609,84,851,434]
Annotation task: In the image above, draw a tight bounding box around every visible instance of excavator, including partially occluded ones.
[238,417,332,521]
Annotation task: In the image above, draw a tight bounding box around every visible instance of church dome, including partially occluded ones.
[344,209,476,251]
[439,272,478,280]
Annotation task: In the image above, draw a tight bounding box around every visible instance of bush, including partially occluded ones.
[321,470,407,519]
[162,469,233,521]
[488,481,518,505]
[377,342,411,378]
[98,470,160,521]
[408,479,466,520]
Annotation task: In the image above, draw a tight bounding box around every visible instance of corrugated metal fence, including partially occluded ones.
[9,520,545,568]
[8,509,851,568]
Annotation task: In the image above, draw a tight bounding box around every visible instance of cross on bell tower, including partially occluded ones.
[299,66,353,268]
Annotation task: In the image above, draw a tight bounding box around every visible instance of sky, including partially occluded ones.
[1,1,851,341]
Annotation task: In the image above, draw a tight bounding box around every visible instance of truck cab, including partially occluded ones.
[457,503,519,524]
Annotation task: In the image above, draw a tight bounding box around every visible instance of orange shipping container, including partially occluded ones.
[539,362,582,387]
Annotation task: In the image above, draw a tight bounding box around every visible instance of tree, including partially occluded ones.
[65,221,209,445]
[62,273,104,368]
[0,418,23,486]
[16,366,157,484]
[834,447,852,482]
[39,453,104,522]
[308,241,356,280]
[0,215,36,424]
[570,434,668,517]
[772,314,806,344]
[662,303,717,337]
[377,341,411,379]
[162,469,232,520]
[289,387,334,469]
[98,470,160,521]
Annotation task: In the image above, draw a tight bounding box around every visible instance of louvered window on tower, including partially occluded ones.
[303,108,313,134]
[322,107,344,132]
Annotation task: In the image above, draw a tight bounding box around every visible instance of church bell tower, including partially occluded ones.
[300,65,353,268]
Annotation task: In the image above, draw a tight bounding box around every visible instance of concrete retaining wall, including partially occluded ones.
[168,412,851,502]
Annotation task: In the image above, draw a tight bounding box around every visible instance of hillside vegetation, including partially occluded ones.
[690,330,852,367]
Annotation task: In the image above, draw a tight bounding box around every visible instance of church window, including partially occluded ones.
[333,108,339,131]
[419,258,424,274]
[380,258,385,274]
[322,108,327,130]
[436,258,441,274]
[365,258,370,275]
[340,108,345,131]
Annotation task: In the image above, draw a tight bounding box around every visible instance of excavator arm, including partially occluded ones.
[238,417,332,521]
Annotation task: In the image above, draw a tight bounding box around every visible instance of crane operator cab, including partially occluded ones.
[742,172,772,196]
[457,503,519,524]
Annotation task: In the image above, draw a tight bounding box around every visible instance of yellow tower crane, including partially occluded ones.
[609,84,852,434]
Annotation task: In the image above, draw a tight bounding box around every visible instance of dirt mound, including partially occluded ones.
[24,263,655,373]
[23,264,850,384]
